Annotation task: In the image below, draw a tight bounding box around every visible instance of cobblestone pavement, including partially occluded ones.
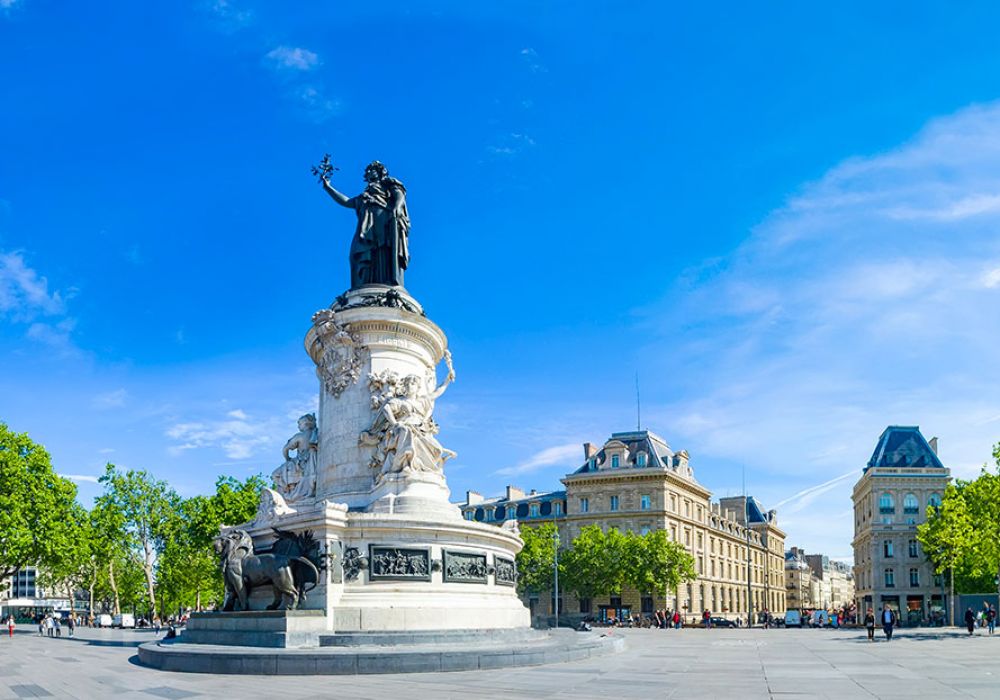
[1,625,998,699]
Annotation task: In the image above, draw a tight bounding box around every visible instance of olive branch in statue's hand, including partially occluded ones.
[311,154,338,183]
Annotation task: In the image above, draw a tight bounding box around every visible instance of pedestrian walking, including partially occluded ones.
[45,614,54,638]
[881,604,896,641]
[53,617,61,638]
[864,608,876,641]
[673,610,681,629]
[965,607,976,636]
[67,615,75,638]
[153,616,161,637]
[702,609,712,629]
[7,616,14,638]
[987,605,996,636]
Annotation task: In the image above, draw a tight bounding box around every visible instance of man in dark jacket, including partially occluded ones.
[881,604,897,641]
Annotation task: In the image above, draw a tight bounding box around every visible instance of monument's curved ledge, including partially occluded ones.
[136,628,624,675]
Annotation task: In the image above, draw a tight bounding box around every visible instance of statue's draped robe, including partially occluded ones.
[348,177,409,288]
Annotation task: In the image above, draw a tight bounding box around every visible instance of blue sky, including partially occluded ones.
[3,1,1000,561]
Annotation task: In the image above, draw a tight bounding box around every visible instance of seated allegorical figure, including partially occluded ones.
[271,413,319,502]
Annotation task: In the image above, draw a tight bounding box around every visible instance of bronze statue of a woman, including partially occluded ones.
[318,160,410,289]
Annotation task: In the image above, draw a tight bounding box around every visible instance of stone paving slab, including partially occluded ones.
[2,626,1000,698]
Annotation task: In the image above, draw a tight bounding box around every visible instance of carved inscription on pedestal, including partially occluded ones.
[368,545,432,581]
[494,556,517,587]
[442,550,488,584]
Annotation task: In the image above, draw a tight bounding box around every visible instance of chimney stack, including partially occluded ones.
[583,442,597,459]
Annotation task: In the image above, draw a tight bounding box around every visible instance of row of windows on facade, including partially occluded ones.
[877,492,941,515]
[882,568,929,588]
[465,500,567,521]
[882,539,920,558]
[587,453,650,470]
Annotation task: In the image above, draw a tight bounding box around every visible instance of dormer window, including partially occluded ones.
[611,455,620,468]
[637,453,647,467]
[529,503,539,517]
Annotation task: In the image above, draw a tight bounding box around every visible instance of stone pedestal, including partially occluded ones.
[242,285,530,633]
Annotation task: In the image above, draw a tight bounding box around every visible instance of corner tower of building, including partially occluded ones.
[851,426,950,625]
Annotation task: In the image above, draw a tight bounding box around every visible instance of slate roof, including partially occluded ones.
[866,426,944,470]
[571,430,675,474]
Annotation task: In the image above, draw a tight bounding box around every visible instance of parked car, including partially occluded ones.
[709,616,737,628]
[96,614,113,628]
[112,613,135,629]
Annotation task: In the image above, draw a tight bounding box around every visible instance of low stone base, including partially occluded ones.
[136,629,624,675]
[182,610,327,648]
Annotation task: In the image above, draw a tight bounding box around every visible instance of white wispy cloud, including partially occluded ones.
[206,0,253,32]
[0,251,65,318]
[92,389,128,409]
[771,470,857,514]
[60,474,100,484]
[166,408,277,460]
[266,46,320,72]
[495,442,581,476]
[643,100,1000,558]
[293,85,342,123]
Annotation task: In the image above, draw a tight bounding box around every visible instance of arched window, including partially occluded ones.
[879,493,895,514]
[903,494,918,514]
[928,493,942,509]
[494,506,506,521]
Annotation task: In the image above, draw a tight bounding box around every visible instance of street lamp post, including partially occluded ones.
[552,527,560,628]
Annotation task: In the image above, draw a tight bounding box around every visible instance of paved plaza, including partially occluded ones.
[1,626,999,699]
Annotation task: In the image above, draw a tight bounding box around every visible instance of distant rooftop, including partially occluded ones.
[866,426,944,470]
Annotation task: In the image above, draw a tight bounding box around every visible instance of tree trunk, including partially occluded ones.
[88,571,96,623]
[143,539,157,615]
[949,564,955,627]
[109,559,121,616]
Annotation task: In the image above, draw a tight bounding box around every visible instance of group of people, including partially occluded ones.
[36,613,75,638]
[653,609,684,629]
[863,605,898,641]
[963,603,996,636]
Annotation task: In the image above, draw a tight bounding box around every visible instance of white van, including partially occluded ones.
[96,614,113,628]
[112,613,135,629]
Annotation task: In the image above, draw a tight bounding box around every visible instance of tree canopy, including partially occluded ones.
[0,423,79,584]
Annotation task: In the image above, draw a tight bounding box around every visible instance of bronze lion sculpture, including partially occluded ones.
[214,529,320,611]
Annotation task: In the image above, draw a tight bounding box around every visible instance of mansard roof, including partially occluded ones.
[866,425,944,470]
[571,429,675,474]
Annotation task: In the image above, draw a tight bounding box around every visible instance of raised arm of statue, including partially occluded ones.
[321,178,354,208]
[428,350,455,400]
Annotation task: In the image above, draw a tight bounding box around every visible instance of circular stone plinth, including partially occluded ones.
[136,629,624,675]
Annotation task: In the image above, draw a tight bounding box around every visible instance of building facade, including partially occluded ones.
[852,426,950,626]
[462,429,786,623]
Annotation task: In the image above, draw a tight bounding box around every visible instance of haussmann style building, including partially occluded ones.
[851,426,950,626]
[461,429,787,624]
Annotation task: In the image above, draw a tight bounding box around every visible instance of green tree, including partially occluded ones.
[631,530,697,601]
[0,423,79,585]
[157,475,265,615]
[559,525,631,602]
[917,482,974,624]
[963,447,1000,601]
[515,522,559,595]
[97,464,179,616]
